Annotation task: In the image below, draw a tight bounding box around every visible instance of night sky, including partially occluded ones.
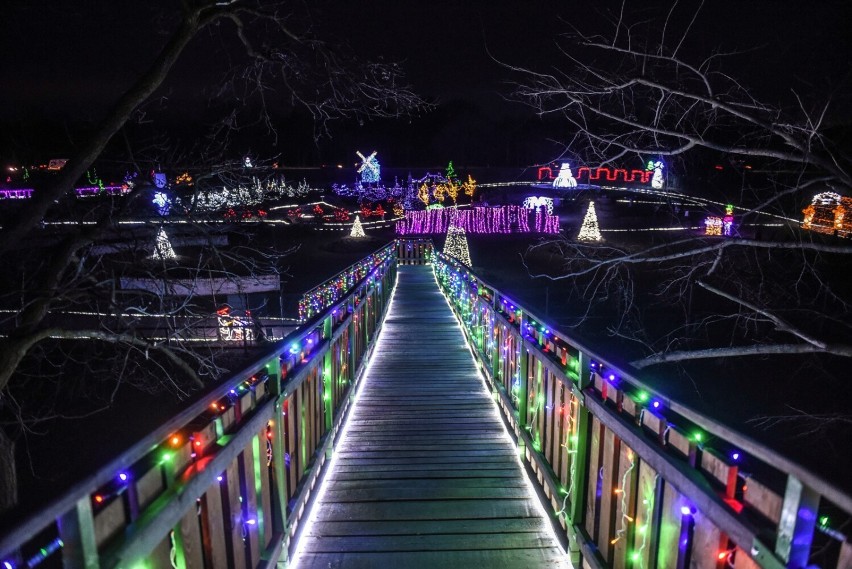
[1,0,850,166]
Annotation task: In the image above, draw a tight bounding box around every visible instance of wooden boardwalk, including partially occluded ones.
[295,265,571,568]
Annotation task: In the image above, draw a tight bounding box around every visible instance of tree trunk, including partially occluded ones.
[0,428,17,513]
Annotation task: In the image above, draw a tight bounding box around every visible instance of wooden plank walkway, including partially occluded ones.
[294,265,571,568]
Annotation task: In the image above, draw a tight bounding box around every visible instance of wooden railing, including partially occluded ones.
[433,251,852,569]
[297,244,396,322]
[0,240,411,569]
[395,237,432,265]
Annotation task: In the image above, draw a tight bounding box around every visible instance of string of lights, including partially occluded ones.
[298,245,394,321]
[396,205,560,235]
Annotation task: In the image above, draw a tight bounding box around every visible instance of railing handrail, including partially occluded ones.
[0,247,397,558]
[433,251,852,516]
[297,240,396,318]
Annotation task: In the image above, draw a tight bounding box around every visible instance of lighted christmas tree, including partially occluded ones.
[446,160,458,183]
[577,201,602,241]
[443,222,472,267]
[152,228,176,259]
[350,214,365,238]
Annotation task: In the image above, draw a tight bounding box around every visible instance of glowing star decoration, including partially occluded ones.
[647,160,665,189]
[350,214,365,238]
[443,220,472,267]
[552,163,578,188]
[152,191,171,216]
[704,216,723,235]
[577,201,603,241]
[523,196,554,215]
[152,228,176,259]
[356,150,380,183]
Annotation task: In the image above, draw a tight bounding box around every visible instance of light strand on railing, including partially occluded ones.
[612,452,636,546]
[631,473,660,567]
[298,245,394,321]
[554,419,578,523]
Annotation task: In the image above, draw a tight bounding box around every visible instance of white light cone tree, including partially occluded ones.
[152,228,176,259]
[444,222,472,266]
[577,201,602,241]
[350,215,365,238]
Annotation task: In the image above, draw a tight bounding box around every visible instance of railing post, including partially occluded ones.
[568,351,593,556]
[265,355,289,564]
[348,299,357,400]
[322,315,334,438]
[517,314,529,456]
[57,497,100,569]
[490,296,500,396]
[775,474,819,567]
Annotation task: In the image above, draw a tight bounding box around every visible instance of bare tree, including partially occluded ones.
[0,0,424,512]
[509,5,852,368]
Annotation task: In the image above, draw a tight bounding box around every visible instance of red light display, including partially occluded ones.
[537,165,651,184]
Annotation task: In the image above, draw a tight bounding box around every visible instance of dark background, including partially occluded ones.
[1,0,850,169]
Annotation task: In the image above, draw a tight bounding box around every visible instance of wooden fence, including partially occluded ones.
[433,251,852,569]
[0,240,424,569]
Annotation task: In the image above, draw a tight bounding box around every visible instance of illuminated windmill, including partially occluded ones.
[356,150,381,184]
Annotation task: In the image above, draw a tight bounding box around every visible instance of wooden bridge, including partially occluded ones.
[292,265,568,568]
[1,239,850,569]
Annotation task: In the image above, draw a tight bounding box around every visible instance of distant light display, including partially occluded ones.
[1,186,130,200]
[153,172,167,189]
[181,178,315,212]
[523,196,554,214]
[443,222,472,267]
[552,163,578,188]
[357,150,381,183]
[350,214,365,238]
[152,228,176,259]
[813,191,841,205]
[802,191,851,237]
[723,204,734,236]
[577,201,602,241]
[153,192,171,216]
[647,161,665,189]
[538,164,653,185]
[704,216,723,236]
[395,205,559,235]
[0,189,34,199]
[217,307,255,341]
